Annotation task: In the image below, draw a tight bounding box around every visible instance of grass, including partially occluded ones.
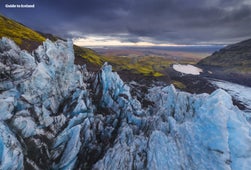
[74,45,104,66]
[0,15,46,50]
[199,49,251,74]
[0,14,105,68]
[172,80,186,89]
[104,55,175,77]
[73,46,177,77]
[201,57,251,74]
[104,55,196,77]
[76,49,196,77]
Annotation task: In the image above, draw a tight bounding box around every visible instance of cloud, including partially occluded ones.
[1,0,251,45]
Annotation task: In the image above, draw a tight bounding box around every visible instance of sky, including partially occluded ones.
[1,0,251,47]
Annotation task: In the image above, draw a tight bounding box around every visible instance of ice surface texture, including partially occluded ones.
[210,79,251,112]
[0,38,251,170]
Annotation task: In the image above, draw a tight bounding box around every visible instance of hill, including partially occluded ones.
[0,14,46,51]
[198,38,251,74]
[0,14,103,71]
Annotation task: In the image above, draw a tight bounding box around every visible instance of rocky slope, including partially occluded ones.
[1,38,251,170]
[198,38,251,86]
[198,38,251,72]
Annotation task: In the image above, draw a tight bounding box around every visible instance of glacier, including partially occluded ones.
[210,79,251,113]
[0,37,251,170]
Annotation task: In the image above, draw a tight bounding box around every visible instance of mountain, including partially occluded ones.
[198,38,251,85]
[1,37,251,169]
[198,38,251,73]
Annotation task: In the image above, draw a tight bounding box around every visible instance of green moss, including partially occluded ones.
[153,72,163,77]
[103,55,176,77]
[172,81,186,89]
[198,45,251,74]
[74,45,104,66]
[0,15,46,48]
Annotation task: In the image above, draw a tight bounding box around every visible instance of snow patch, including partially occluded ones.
[173,64,203,75]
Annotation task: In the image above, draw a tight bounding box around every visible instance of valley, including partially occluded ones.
[89,45,251,113]
[89,45,220,91]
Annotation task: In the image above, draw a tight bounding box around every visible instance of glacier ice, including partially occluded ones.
[0,97,15,120]
[0,122,23,170]
[0,37,251,170]
[210,79,251,112]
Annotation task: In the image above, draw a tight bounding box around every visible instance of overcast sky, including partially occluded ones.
[1,0,251,46]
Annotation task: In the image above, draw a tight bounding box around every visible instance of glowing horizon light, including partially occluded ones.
[73,35,186,47]
[72,35,224,47]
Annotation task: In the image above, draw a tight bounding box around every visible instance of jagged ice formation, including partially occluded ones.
[0,38,251,170]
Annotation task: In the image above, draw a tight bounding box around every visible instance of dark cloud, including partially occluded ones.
[1,0,251,45]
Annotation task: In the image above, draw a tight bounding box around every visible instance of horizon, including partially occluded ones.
[1,0,251,47]
[73,36,227,48]
[84,43,224,55]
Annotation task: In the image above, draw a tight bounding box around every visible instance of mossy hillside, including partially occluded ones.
[198,38,251,74]
[74,46,176,77]
[74,45,105,66]
[104,55,173,77]
[105,54,197,77]
[0,15,46,51]
[0,14,104,69]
